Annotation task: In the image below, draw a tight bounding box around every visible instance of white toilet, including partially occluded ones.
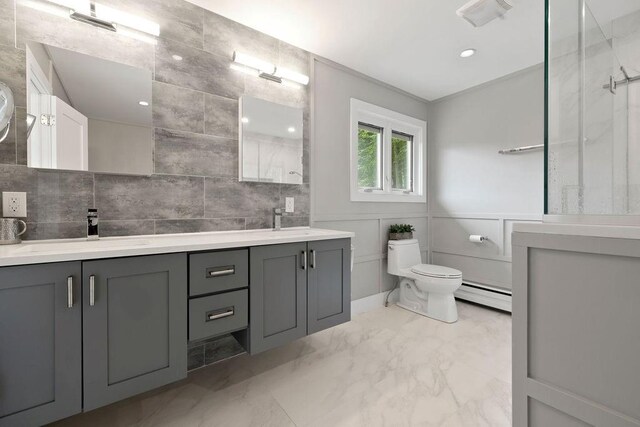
[387,239,462,323]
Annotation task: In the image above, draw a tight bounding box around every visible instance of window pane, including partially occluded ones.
[391,131,413,191]
[357,123,383,189]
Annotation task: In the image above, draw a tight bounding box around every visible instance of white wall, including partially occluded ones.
[28,42,71,105]
[311,58,430,301]
[428,65,544,290]
[88,118,153,175]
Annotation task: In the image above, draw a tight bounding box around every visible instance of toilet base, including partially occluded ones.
[397,280,458,323]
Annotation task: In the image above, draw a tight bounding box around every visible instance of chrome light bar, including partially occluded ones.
[70,3,116,32]
[231,51,310,86]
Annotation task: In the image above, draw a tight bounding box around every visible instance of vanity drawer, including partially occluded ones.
[189,249,248,296]
[189,290,248,341]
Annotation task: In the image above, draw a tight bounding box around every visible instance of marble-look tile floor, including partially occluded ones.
[52,301,512,427]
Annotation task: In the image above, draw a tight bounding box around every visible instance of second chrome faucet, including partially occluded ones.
[273,208,282,231]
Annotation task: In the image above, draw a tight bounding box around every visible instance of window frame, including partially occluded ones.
[350,98,426,203]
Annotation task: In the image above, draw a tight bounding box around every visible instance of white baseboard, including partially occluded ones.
[351,289,399,316]
[352,284,511,316]
[455,283,512,312]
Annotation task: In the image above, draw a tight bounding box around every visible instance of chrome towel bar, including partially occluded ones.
[498,144,544,154]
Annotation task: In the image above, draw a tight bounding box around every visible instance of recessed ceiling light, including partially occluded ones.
[241,117,249,124]
[138,101,149,106]
[287,127,295,133]
[172,54,183,61]
[460,48,476,58]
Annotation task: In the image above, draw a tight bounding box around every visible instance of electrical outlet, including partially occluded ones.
[285,197,295,213]
[2,192,27,218]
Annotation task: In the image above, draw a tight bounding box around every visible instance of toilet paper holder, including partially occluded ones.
[469,235,488,243]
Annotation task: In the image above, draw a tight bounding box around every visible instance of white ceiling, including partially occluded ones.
[188,0,640,101]
[188,0,546,100]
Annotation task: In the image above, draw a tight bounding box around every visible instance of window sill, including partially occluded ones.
[350,191,426,203]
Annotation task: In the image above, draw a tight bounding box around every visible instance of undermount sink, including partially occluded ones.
[16,239,151,253]
[255,229,313,238]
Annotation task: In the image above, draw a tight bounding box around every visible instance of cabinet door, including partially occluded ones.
[0,262,82,426]
[82,254,187,411]
[307,239,351,334]
[247,243,307,354]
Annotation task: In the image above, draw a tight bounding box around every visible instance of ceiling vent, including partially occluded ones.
[456,0,513,27]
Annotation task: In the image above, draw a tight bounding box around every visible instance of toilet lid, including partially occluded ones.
[411,264,462,279]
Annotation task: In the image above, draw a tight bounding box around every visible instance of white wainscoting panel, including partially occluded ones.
[429,214,542,290]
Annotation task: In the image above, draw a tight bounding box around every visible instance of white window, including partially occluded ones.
[350,98,426,203]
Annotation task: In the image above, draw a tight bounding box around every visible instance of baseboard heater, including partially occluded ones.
[455,281,512,313]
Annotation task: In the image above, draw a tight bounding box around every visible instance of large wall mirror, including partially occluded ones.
[25,41,153,175]
[239,96,303,184]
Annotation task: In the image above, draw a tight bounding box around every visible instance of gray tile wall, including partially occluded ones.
[0,0,310,239]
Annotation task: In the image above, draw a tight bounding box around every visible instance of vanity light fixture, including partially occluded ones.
[274,68,310,86]
[138,101,149,107]
[27,0,160,44]
[231,51,309,86]
[460,48,476,58]
[232,52,276,75]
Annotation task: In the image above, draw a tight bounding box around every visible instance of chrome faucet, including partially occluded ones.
[273,208,282,231]
[87,208,99,240]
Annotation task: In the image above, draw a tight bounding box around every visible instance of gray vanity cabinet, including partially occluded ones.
[82,254,188,411]
[0,262,82,427]
[245,242,308,354]
[307,238,351,334]
[241,239,351,355]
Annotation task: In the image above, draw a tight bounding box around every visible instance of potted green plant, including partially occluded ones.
[389,224,415,240]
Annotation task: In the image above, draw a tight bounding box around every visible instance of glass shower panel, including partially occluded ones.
[582,2,618,215]
[546,0,633,217]
[547,0,583,215]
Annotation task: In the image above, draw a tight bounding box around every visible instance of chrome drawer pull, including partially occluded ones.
[310,250,316,269]
[207,266,235,278]
[302,251,307,270]
[67,276,74,308]
[207,307,235,321]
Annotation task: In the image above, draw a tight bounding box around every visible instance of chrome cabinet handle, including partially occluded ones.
[89,275,95,306]
[67,276,73,308]
[207,267,235,277]
[310,250,316,269]
[302,250,307,270]
[207,307,234,321]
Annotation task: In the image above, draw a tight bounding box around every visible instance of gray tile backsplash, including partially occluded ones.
[205,178,281,219]
[156,38,245,99]
[203,11,279,64]
[0,0,13,48]
[0,0,310,239]
[35,170,94,223]
[15,0,154,71]
[95,174,205,220]
[204,94,239,139]
[102,0,205,49]
[154,129,237,177]
[153,82,205,133]
[0,44,26,108]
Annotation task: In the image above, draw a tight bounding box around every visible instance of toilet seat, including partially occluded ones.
[410,264,462,279]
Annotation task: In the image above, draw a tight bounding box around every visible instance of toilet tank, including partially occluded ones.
[387,239,422,275]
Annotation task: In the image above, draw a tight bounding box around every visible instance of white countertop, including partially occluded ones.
[513,222,640,240]
[0,227,354,267]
